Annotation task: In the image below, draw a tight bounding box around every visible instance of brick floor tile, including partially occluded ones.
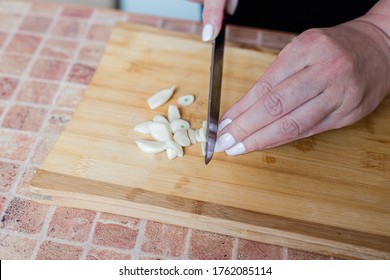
[86,23,112,42]
[0,194,6,213]
[6,33,42,55]
[36,240,83,260]
[17,80,58,105]
[29,135,58,166]
[237,239,283,260]
[67,62,96,85]
[61,6,93,19]
[1,197,49,234]
[55,84,85,108]
[0,13,22,31]
[51,19,87,39]
[86,248,132,260]
[93,222,138,249]
[0,233,36,260]
[40,39,78,59]
[19,16,52,33]
[2,105,47,132]
[77,42,105,62]
[0,54,30,76]
[0,130,36,161]
[99,212,140,228]
[287,248,331,260]
[188,230,234,260]
[47,207,96,242]
[0,77,19,100]
[15,165,37,196]
[0,161,21,193]
[42,109,73,134]
[29,58,69,81]
[141,221,188,258]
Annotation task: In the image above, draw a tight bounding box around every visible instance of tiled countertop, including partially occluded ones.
[0,0,332,260]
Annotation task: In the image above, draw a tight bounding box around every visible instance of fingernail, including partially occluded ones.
[218,118,232,132]
[226,0,239,15]
[202,24,214,42]
[215,133,236,152]
[226,142,246,156]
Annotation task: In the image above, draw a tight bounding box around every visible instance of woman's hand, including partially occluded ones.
[215,19,390,155]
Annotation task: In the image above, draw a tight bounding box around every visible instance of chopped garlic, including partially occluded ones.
[173,130,191,147]
[177,95,195,106]
[168,104,180,122]
[170,119,190,133]
[135,140,166,153]
[149,122,172,142]
[133,121,152,134]
[147,86,176,109]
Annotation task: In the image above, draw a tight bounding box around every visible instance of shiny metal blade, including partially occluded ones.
[205,19,226,164]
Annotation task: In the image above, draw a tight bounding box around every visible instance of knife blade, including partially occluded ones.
[205,18,226,164]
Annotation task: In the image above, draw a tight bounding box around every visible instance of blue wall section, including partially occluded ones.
[119,0,202,21]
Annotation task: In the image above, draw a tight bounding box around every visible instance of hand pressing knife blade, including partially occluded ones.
[205,18,226,165]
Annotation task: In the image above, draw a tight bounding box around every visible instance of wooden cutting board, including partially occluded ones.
[30,23,390,259]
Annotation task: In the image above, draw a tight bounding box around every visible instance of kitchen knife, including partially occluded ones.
[205,18,226,164]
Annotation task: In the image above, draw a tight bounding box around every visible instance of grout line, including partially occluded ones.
[31,204,56,259]
[282,247,288,260]
[182,228,192,259]
[80,211,101,259]
[130,219,147,260]
[231,237,239,260]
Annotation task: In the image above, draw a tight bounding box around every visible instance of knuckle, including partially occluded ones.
[234,119,251,138]
[253,80,273,99]
[279,118,301,139]
[262,91,284,118]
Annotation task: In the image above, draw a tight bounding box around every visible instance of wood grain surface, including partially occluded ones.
[30,23,390,259]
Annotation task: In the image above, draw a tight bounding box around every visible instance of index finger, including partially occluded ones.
[202,0,226,41]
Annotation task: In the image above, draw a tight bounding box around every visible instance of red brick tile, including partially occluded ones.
[0,54,30,75]
[30,135,58,166]
[161,19,200,34]
[0,77,19,100]
[189,230,234,260]
[30,59,68,81]
[127,13,162,28]
[17,80,58,105]
[0,130,36,161]
[237,240,283,260]
[0,233,37,260]
[67,63,96,85]
[93,222,138,249]
[47,207,96,242]
[36,240,83,260]
[0,194,6,213]
[30,2,59,15]
[19,16,52,33]
[94,10,128,25]
[287,248,331,260]
[42,109,73,134]
[0,161,21,193]
[227,25,258,45]
[141,221,188,257]
[0,31,8,48]
[0,103,4,117]
[0,1,32,14]
[40,39,78,59]
[78,43,105,63]
[86,248,132,260]
[1,197,49,234]
[99,212,140,228]
[86,23,112,42]
[0,13,23,30]
[61,6,93,19]
[51,19,87,39]
[6,34,42,55]
[56,84,85,108]
[2,105,47,132]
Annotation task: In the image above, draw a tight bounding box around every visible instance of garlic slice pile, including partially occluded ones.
[134,87,207,160]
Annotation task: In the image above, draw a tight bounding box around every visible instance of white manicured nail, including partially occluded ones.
[202,24,214,42]
[215,133,236,152]
[226,142,246,156]
[218,118,232,132]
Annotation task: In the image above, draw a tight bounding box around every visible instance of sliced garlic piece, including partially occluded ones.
[173,130,191,147]
[202,120,207,128]
[147,86,176,109]
[201,141,206,156]
[153,114,170,125]
[177,95,195,106]
[133,121,152,134]
[168,104,180,122]
[165,139,183,157]
[187,128,196,144]
[198,126,207,142]
[149,122,172,142]
[195,128,201,142]
[135,140,166,153]
[170,119,190,133]
[166,147,178,160]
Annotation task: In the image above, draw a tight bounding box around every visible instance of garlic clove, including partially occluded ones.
[187,128,196,144]
[133,121,152,134]
[149,122,172,142]
[170,119,190,133]
[195,128,201,142]
[177,95,195,106]
[165,139,184,157]
[166,147,178,160]
[135,139,166,153]
[201,141,206,156]
[147,86,176,109]
[168,104,180,122]
[153,114,170,125]
[173,130,191,147]
[198,126,207,142]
